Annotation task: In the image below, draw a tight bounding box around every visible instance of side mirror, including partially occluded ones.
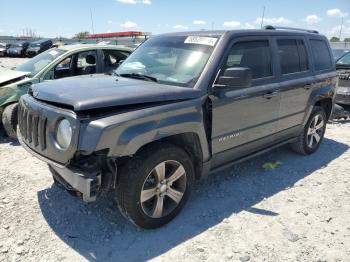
[215,67,252,88]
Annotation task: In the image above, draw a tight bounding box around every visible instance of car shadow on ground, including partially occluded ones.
[37,137,348,262]
[0,129,20,146]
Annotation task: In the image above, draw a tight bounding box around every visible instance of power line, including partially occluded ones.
[260,6,266,29]
[339,17,344,40]
[90,8,95,35]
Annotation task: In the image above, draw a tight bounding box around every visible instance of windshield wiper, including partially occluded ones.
[117,73,158,82]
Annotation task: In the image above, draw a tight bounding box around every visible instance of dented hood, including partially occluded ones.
[0,68,30,87]
[31,74,203,111]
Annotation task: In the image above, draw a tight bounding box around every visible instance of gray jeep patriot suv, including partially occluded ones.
[18,26,336,228]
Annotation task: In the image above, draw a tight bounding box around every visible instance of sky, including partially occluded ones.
[0,0,349,39]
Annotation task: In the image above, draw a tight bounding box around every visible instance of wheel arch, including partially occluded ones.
[314,98,333,120]
[303,96,334,125]
[132,132,206,180]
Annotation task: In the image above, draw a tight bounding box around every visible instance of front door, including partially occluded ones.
[41,50,99,81]
[210,37,280,167]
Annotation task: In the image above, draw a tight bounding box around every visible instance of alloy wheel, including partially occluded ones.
[140,160,187,218]
[306,113,325,149]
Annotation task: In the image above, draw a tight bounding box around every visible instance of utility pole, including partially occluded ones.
[90,8,95,35]
[339,17,344,40]
[260,6,266,29]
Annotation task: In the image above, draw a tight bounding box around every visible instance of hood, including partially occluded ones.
[0,68,30,87]
[336,64,350,70]
[31,74,204,111]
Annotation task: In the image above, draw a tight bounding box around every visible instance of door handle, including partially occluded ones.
[263,91,278,99]
[304,83,312,90]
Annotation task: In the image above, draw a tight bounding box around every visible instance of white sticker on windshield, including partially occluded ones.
[49,50,59,56]
[184,36,217,46]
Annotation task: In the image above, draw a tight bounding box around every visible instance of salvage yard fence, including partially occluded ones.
[330,42,350,49]
[0,36,147,47]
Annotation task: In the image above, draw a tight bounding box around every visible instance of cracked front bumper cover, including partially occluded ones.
[18,130,101,202]
[49,164,101,203]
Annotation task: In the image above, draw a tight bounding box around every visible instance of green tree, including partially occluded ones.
[344,37,350,43]
[74,31,90,39]
[330,36,340,42]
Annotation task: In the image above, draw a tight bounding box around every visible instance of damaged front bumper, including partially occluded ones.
[18,130,103,202]
[49,164,101,203]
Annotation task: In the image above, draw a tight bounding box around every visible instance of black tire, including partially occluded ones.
[116,143,194,229]
[290,106,327,155]
[2,103,19,139]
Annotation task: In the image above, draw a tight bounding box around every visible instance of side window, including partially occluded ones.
[43,56,73,80]
[277,39,309,75]
[224,40,272,79]
[102,50,130,71]
[297,40,309,72]
[75,50,97,75]
[310,40,332,71]
[56,57,72,70]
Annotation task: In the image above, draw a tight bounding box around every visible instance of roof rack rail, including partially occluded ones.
[264,25,319,34]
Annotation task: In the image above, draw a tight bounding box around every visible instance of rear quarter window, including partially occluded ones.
[310,39,332,71]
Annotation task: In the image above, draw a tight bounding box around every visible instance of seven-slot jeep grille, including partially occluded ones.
[18,102,47,150]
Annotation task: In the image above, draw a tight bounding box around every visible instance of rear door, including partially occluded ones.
[274,36,313,136]
[210,36,280,167]
[75,50,99,75]
[101,49,130,73]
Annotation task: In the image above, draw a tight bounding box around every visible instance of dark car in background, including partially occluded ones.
[0,43,10,56]
[332,48,350,61]
[336,51,350,70]
[333,52,350,117]
[7,41,30,57]
[26,39,53,57]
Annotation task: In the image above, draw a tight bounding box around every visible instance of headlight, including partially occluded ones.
[56,119,72,149]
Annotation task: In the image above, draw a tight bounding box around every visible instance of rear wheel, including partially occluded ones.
[290,106,327,155]
[116,143,194,229]
[2,103,19,139]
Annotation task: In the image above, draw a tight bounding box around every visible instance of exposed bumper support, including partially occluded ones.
[50,165,101,203]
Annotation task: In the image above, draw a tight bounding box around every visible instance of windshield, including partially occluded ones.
[337,52,350,65]
[16,48,66,76]
[333,49,349,61]
[115,35,218,87]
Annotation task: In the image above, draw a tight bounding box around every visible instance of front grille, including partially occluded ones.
[18,103,47,150]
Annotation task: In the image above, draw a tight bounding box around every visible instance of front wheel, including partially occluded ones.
[2,103,19,139]
[116,143,194,229]
[290,106,327,155]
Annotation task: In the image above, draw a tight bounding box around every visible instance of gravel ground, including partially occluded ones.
[0,58,350,261]
[0,57,29,69]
